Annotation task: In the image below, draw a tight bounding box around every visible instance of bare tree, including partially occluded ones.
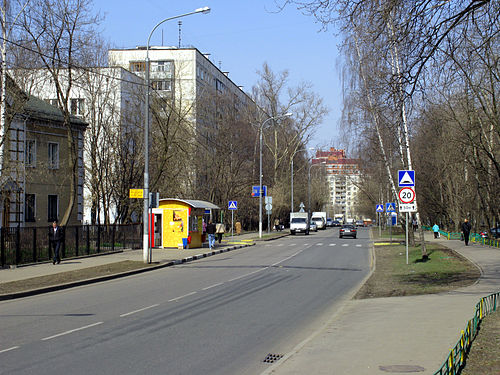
[16,0,101,225]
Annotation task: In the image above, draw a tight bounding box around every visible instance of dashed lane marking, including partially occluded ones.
[41,322,103,341]
[0,346,19,354]
[316,243,323,246]
[120,304,160,318]
[329,244,336,247]
[202,282,224,291]
[168,291,197,302]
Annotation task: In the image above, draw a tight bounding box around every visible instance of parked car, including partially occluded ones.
[490,227,500,239]
[355,220,364,227]
[310,221,318,232]
[339,224,357,239]
[326,218,334,227]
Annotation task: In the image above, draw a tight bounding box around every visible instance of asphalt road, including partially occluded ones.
[0,227,371,375]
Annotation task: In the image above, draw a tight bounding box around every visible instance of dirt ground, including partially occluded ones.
[0,261,154,295]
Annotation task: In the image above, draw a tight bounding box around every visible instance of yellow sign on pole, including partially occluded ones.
[129,189,144,199]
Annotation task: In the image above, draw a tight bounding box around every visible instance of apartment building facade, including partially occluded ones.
[108,46,253,132]
[312,148,361,221]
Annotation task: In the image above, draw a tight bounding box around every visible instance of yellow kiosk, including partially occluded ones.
[152,199,220,249]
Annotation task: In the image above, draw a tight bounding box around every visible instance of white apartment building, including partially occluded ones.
[108,46,253,129]
[313,148,361,221]
[11,67,144,224]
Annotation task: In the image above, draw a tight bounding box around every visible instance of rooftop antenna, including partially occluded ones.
[178,20,182,48]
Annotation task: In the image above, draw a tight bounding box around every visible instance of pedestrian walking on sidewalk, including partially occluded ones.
[206,220,216,249]
[432,223,440,239]
[49,220,64,264]
[462,218,472,246]
[215,222,225,244]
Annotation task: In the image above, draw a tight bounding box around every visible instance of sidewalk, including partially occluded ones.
[263,232,500,375]
[0,231,286,299]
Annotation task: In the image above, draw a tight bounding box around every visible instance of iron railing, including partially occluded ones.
[433,292,499,375]
[422,226,499,248]
[1,224,142,267]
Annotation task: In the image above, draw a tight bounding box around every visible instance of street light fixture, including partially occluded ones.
[143,7,210,263]
[259,112,292,238]
[308,160,326,217]
[291,147,314,212]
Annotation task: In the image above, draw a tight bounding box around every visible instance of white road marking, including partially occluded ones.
[0,346,19,354]
[41,322,103,341]
[316,243,323,246]
[120,304,159,317]
[329,244,336,247]
[202,282,224,291]
[342,244,349,247]
[271,250,303,267]
[356,244,362,247]
[168,291,197,302]
[289,243,296,246]
[228,268,266,282]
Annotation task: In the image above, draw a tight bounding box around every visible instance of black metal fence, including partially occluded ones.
[1,224,142,267]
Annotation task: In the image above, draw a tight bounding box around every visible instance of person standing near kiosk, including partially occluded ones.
[206,220,216,249]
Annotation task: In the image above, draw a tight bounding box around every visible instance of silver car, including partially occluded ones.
[310,221,318,232]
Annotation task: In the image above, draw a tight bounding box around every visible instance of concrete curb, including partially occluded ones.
[0,243,254,301]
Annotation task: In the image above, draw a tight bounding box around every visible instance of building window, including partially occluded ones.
[46,98,60,108]
[151,80,172,91]
[48,195,58,222]
[25,194,36,222]
[48,142,59,169]
[129,61,146,72]
[70,98,85,116]
[152,60,173,73]
[26,139,36,166]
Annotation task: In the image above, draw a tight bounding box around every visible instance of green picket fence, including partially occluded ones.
[433,292,499,375]
[422,226,499,248]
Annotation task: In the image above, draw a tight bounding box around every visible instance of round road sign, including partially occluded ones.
[398,187,415,204]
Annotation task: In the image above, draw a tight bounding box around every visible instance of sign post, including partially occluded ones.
[228,201,237,241]
[265,196,272,234]
[398,171,416,265]
[376,204,384,238]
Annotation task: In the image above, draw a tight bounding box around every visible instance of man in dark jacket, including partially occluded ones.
[206,220,216,249]
[461,218,472,246]
[49,220,64,264]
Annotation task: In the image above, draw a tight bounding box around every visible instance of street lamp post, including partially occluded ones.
[143,7,210,263]
[308,161,326,216]
[259,112,292,238]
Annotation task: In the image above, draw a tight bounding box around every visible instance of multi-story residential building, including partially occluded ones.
[312,148,361,221]
[108,46,254,133]
[11,67,144,224]
[0,75,86,227]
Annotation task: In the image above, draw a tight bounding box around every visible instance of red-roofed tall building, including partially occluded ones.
[312,148,360,222]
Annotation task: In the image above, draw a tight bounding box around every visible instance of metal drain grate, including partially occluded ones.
[263,353,283,363]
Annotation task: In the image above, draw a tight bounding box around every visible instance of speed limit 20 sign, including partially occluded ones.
[398,187,415,204]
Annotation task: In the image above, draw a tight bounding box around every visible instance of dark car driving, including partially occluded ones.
[339,224,357,239]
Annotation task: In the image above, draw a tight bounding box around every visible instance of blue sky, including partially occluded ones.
[93,0,343,148]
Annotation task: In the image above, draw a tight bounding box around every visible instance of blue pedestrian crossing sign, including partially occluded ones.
[398,170,415,187]
[386,202,396,212]
[252,185,267,197]
[376,204,384,213]
[228,201,238,210]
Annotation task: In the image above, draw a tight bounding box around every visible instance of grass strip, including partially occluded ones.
[355,242,480,299]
